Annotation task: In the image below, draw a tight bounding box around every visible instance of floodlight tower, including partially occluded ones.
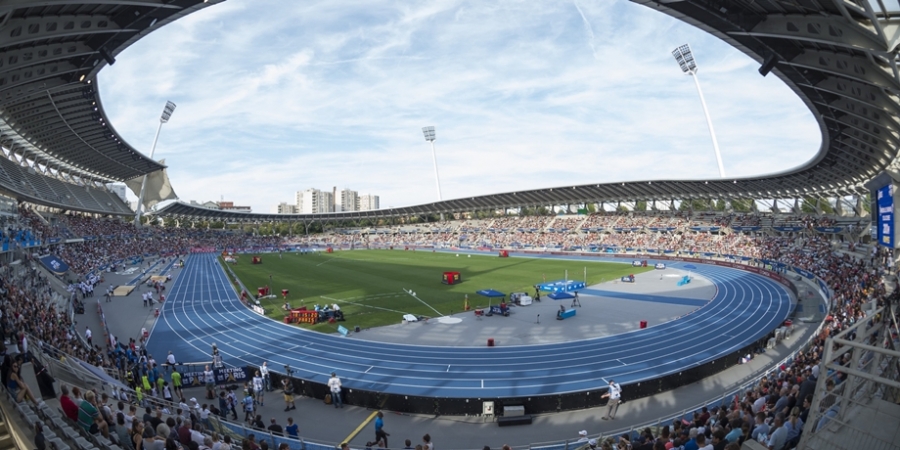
[422,126,443,201]
[672,44,725,178]
[135,101,176,226]
[422,126,444,221]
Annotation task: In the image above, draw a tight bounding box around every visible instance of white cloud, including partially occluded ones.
[100,0,819,212]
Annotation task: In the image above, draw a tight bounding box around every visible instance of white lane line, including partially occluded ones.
[315,258,334,267]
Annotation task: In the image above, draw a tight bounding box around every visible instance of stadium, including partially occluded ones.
[0,1,896,450]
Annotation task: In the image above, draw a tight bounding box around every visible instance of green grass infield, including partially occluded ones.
[224,250,652,333]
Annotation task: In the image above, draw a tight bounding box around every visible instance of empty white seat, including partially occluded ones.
[49,437,71,450]
[74,437,93,450]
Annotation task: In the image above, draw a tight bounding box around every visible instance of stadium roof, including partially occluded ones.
[0,0,221,183]
[2,0,898,219]
[154,0,900,221]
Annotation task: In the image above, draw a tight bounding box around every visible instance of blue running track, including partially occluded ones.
[147,253,792,398]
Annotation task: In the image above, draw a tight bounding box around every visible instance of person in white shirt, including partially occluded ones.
[199,404,211,430]
[252,371,265,406]
[259,362,271,392]
[696,434,713,450]
[165,351,176,372]
[204,365,216,399]
[601,380,622,420]
[327,372,343,408]
[752,392,768,414]
[575,430,588,443]
[124,405,136,432]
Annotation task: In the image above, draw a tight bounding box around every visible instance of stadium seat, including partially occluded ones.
[49,437,71,450]
[60,425,81,441]
[73,436,93,450]
[94,434,112,448]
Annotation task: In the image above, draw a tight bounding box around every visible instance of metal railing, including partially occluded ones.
[797,306,900,450]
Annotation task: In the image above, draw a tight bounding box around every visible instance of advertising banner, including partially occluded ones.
[877,183,894,247]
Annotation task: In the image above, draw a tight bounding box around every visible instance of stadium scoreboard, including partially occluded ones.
[869,172,900,249]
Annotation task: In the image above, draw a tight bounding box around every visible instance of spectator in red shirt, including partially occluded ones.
[59,385,79,422]
[178,420,193,446]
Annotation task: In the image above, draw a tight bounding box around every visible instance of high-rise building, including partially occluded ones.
[338,189,359,212]
[296,188,334,214]
[274,202,297,214]
[359,194,380,211]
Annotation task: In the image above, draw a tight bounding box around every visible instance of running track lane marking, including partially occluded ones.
[343,410,379,445]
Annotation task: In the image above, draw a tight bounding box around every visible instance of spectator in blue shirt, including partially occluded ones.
[285,417,299,439]
[374,411,389,448]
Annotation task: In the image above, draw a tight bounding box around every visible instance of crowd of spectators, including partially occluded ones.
[0,207,893,450]
[39,225,281,277]
[285,212,866,255]
[773,215,838,229]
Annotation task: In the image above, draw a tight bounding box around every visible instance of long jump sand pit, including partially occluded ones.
[112,285,136,296]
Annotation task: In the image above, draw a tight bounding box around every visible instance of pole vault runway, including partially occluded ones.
[147,253,792,398]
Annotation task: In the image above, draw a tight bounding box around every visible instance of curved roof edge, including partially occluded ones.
[0,0,221,183]
[157,0,897,221]
[6,0,897,219]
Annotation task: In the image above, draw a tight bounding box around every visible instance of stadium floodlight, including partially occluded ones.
[422,126,442,201]
[672,44,725,178]
[135,101,176,226]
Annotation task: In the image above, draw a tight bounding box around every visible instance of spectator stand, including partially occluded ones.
[0,211,887,450]
[17,250,832,450]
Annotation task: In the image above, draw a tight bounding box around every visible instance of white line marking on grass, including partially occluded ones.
[315,258,335,267]
[320,295,410,315]
[404,290,444,317]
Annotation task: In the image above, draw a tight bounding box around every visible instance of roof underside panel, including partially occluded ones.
[0,0,221,184]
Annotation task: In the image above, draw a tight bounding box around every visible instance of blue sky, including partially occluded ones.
[99,0,819,213]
